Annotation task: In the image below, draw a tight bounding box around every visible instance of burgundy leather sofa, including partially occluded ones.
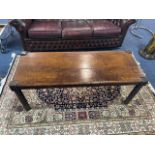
[10,19,136,51]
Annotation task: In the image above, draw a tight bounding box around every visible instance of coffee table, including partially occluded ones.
[9,51,147,111]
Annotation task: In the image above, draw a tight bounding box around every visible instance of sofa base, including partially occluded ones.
[24,37,123,51]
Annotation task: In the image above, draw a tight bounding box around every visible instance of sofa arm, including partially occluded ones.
[120,19,136,33]
[109,19,136,32]
[9,19,32,37]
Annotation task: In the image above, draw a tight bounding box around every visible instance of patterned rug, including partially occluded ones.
[0,56,155,135]
[36,86,121,110]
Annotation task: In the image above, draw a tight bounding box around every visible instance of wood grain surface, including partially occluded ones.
[11,51,145,88]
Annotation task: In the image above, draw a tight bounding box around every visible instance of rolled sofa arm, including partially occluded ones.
[9,19,32,37]
[120,19,136,33]
[109,19,136,30]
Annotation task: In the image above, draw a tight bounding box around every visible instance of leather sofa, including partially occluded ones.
[10,19,136,51]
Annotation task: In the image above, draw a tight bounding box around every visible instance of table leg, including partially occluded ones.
[13,88,31,111]
[124,83,145,105]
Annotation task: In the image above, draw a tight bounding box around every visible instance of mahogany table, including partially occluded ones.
[9,51,147,111]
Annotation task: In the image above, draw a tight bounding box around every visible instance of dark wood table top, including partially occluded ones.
[11,51,146,89]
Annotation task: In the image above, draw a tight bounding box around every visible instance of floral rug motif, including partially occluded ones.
[0,56,155,135]
[36,86,121,110]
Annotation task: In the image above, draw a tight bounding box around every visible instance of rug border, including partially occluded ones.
[148,82,155,95]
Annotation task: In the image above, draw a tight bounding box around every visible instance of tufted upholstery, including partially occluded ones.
[25,37,122,51]
[10,19,136,51]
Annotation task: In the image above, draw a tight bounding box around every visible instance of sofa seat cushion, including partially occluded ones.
[28,21,62,39]
[88,20,121,37]
[62,20,92,39]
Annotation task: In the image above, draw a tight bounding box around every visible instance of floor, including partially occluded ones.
[0,19,155,90]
